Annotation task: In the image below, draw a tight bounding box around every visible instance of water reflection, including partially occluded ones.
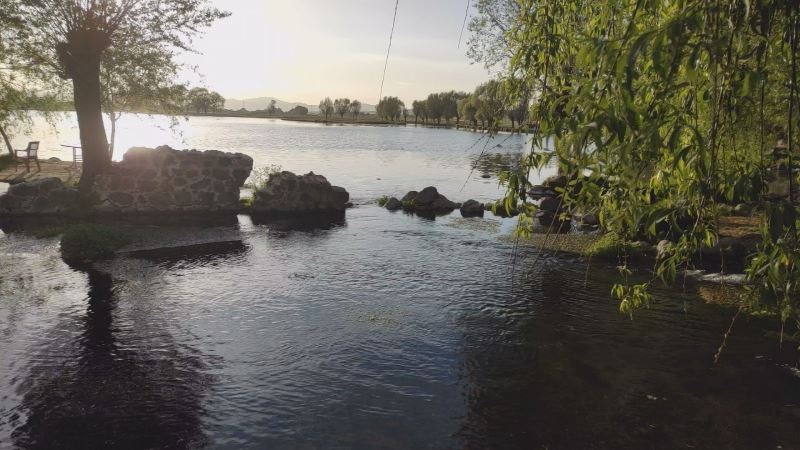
[10,263,213,449]
[456,262,800,449]
[468,152,523,179]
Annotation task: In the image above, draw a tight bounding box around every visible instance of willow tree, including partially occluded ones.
[10,0,228,191]
[497,0,800,334]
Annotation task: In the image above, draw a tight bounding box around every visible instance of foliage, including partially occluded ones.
[287,105,309,116]
[8,0,228,190]
[246,165,283,190]
[60,224,132,262]
[377,196,390,207]
[466,0,519,72]
[494,0,800,332]
[187,88,226,114]
[350,100,362,118]
[376,96,405,121]
[319,97,334,120]
[334,98,351,118]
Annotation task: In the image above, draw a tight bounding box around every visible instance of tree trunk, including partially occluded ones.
[0,124,13,156]
[73,60,111,192]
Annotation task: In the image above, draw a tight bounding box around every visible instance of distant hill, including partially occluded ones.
[225,96,376,113]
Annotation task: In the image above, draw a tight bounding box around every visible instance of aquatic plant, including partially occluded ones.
[377,196,390,207]
[60,224,131,262]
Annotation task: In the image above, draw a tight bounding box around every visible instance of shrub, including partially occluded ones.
[0,154,13,171]
[60,224,132,262]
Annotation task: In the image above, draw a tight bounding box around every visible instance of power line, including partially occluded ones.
[458,0,470,48]
[378,0,400,103]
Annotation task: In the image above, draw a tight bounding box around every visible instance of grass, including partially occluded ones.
[377,196,390,207]
[584,232,630,258]
[60,224,132,262]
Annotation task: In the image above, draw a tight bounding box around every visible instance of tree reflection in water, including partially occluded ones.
[12,263,212,449]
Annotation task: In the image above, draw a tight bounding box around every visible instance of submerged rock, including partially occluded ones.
[460,199,484,218]
[251,171,349,214]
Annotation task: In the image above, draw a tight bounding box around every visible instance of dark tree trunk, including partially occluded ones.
[57,29,111,192]
[73,60,110,192]
[0,124,13,156]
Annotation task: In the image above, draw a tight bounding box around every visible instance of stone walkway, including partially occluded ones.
[0,159,81,185]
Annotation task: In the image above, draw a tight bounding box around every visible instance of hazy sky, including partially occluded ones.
[181,0,491,104]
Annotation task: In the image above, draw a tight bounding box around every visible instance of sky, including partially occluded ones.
[180,0,492,105]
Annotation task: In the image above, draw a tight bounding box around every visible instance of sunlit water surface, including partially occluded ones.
[1,116,799,449]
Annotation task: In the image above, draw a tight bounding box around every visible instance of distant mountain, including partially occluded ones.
[225,96,376,113]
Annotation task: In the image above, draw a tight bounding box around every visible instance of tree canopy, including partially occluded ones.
[6,0,228,190]
[491,0,800,333]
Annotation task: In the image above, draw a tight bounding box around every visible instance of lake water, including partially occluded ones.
[1,116,799,449]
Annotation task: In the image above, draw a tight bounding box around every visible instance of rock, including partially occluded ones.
[251,171,350,214]
[734,203,752,216]
[415,186,440,205]
[579,213,600,226]
[529,185,557,200]
[542,174,568,189]
[0,177,79,215]
[535,210,570,231]
[385,197,402,210]
[539,196,561,213]
[47,157,62,162]
[401,191,418,203]
[486,200,519,218]
[413,186,458,212]
[460,199,484,218]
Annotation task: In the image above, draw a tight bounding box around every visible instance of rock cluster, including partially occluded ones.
[0,177,79,215]
[382,187,460,215]
[251,171,349,214]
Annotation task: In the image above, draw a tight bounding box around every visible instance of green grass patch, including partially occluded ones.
[583,233,628,258]
[377,196,389,207]
[60,224,132,262]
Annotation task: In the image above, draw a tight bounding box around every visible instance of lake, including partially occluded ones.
[1,116,799,449]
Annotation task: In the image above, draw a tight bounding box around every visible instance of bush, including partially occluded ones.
[60,224,131,262]
[583,232,629,259]
[0,154,13,171]
[245,165,283,190]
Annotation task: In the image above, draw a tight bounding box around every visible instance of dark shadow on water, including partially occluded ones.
[0,213,239,235]
[11,262,213,449]
[250,211,346,232]
[125,240,249,269]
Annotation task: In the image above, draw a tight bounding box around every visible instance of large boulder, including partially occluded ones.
[251,171,349,214]
[0,177,79,215]
[460,199,484,218]
[413,186,459,212]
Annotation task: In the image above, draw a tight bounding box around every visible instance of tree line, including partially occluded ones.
[317,98,363,120]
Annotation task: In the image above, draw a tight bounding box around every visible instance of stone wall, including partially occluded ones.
[0,146,253,216]
[93,146,253,213]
